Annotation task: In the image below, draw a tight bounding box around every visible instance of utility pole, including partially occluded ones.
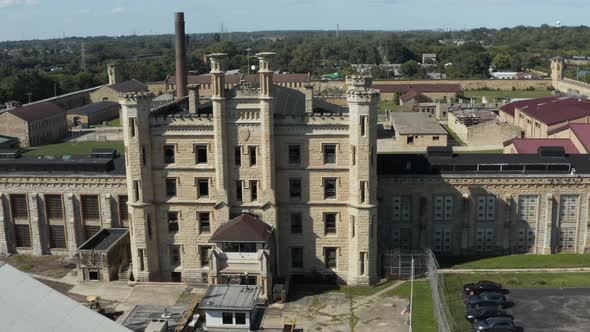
[336,24,340,38]
[246,48,252,76]
[409,257,414,332]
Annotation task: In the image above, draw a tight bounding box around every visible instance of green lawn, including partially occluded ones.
[378,99,401,113]
[387,280,436,332]
[461,90,553,101]
[443,272,590,332]
[24,141,125,156]
[439,253,590,269]
[93,117,122,127]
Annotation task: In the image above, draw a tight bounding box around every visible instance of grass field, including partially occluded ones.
[439,253,590,269]
[23,141,125,156]
[387,280,437,332]
[93,117,122,127]
[461,90,553,100]
[444,272,590,331]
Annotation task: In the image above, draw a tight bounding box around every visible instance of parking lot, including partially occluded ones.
[509,288,590,332]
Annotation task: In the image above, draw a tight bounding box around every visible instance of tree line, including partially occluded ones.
[2,25,590,104]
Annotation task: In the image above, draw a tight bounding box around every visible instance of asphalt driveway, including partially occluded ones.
[508,288,590,331]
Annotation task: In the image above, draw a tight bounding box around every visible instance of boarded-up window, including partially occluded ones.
[81,195,100,221]
[14,224,31,247]
[85,225,101,239]
[10,194,28,219]
[49,225,66,249]
[45,195,63,219]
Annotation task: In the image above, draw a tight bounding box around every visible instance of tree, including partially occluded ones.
[492,54,512,70]
[400,60,427,79]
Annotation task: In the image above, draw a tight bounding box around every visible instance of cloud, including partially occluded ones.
[111,7,125,14]
[0,0,39,8]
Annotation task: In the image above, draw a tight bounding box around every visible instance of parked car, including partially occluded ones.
[473,317,515,331]
[464,280,507,295]
[466,292,508,309]
[465,305,514,323]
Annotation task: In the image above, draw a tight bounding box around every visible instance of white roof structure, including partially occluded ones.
[0,261,131,332]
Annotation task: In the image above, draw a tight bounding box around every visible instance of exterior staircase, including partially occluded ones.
[118,262,132,281]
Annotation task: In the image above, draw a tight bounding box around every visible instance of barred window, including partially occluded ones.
[559,195,579,222]
[290,213,302,234]
[288,145,301,164]
[165,178,177,197]
[324,213,337,234]
[164,145,175,164]
[81,195,99,221]
[323,178,337,199]
[289,178,302,199]
[84,225,101,240]
[433,195,453,221]
[195,145,208,164]
[10,194,28,219]
[49,225,66,249]
[119,195,129,225]
[477,195,496,221]
[323,144,336,164]
[199,212,210,234]
[45,195,63,219]
[168,212,179,232]
[200,246,212,267]
[291,247,303,268]
[518,195,538,223]
[392,195,411,222]
[14,224,31,247]
[324,247,337,268]
[197,179,209,198]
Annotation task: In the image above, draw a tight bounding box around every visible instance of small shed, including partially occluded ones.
[199,285,261,331]
[76,228,130,282]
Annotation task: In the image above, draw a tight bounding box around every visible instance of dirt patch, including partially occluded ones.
[3,254,75,279]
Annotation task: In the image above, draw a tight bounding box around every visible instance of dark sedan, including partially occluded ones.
[466,292,508,309]
[465,305,514,323]
[464,280,507,295]
[473,317,515,331]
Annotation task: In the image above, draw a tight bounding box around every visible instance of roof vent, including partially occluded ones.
[90,148,117,159]
[538,146,566,158]
[427,146,453,158]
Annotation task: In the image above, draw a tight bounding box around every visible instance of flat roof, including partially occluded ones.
[0,155,126,175]
[390,112,447,135]
[121,305,185,332]
[199,285,261,311]
[0,261,131,332]
[68,101,120,116]
[79,228,129,251]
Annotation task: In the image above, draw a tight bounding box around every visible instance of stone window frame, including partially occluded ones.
[288,177,302,200]
[322,177,339,200]
[323,246,339,270]
[322,143,338,165]
[80,194,101,223]
[194,177,210,199]
[118,195,129,227]
[287,144,302,165]
[559,194,580,223]
[165,177,178,198]
[323,212,338,236]
[198,211,211,234]
[248,145,258,167]
[167,211,180,233]
[193,143,210,165]
[163,143,177,164]
[290,246,304,269]
[198,245,213,268]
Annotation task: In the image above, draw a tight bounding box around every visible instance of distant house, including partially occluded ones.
[422,53,437,65]
[89,79,149,103]
[67,101,121,127]
[399,90,433,107]
[0,102,67,148]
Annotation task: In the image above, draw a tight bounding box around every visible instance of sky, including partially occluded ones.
[0,0,589,41]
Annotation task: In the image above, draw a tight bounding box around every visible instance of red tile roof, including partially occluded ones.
[570,123,590,152]
[509,138,579,154]
[499,96,590,125]
[7,102,65,122]
[166,73,310,86]
[209,213,273,243]
[372,83,462,94]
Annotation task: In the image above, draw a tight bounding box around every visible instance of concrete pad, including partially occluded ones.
[355,296,407,332]
[69,281,133,302]
[126,284,188,306]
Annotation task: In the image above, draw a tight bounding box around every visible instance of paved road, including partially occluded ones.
[509,288,590,332]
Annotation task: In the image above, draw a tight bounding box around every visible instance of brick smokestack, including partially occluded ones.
[175,12,188,98]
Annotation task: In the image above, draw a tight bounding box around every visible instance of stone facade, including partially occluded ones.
[119,54,379,286]
[379,174,590,255]
[0,175,127,257]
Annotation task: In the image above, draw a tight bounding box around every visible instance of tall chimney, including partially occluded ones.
[175,12,188,98]
[187,84,200,114]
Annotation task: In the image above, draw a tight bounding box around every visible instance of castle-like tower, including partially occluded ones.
[551,56,564,87]
[107,63,122,85]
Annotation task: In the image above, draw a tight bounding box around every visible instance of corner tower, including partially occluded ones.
[551,56,564,87]
[119,91,161,282]
[346,75,380,285]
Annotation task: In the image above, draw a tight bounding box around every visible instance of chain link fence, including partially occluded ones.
[383,249,454,332]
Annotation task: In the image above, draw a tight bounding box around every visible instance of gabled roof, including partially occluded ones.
[400,90,433,103]
[107,79,148,93]
[499,96,590,125]
[570,123,590,152]
[373,83,462,94]
[0,261,132,332]
[507,138,579,154]
[68,101,120,116]
[6,102,65,122]
[209,213,273,243]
